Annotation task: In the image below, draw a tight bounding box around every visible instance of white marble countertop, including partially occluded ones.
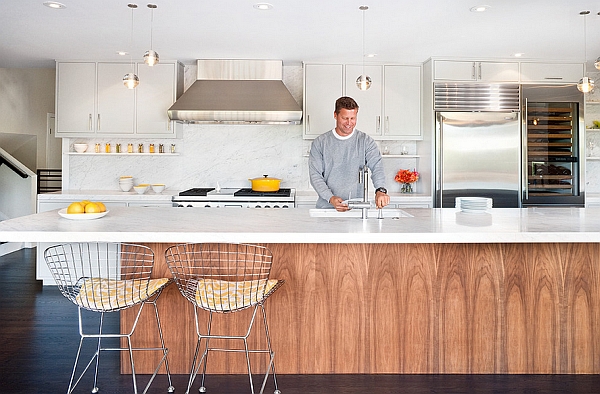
[2,206,600,244]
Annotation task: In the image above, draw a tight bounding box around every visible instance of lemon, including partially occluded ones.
[66,202,85,214]
[95,202,106,212]
[81,200,91,205]
[84,202,101,213]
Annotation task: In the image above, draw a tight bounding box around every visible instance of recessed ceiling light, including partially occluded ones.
[253,3,273,10]
[117,51,129,56]
[43,1,66,9]
[513,53,524,57]
[470,5,490,12]
[366,54,377,58]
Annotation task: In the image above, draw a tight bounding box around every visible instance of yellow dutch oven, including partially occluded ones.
[249,175,281,192]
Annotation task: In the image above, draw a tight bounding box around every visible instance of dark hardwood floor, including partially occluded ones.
[1,247,599,393]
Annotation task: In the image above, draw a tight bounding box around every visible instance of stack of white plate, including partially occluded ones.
[119,176,133,192]
[455,197,492,213]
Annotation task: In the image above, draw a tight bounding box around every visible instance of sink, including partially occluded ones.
[309,208,413,219]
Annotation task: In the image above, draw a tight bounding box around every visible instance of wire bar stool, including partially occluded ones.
[165,243,284,394]
[44,242,174,394]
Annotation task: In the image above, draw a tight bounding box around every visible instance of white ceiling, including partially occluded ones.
[1,0,600,70]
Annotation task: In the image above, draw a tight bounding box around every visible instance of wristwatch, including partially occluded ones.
[375,187,387,194]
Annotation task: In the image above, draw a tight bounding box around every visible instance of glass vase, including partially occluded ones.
[400,183,413,193]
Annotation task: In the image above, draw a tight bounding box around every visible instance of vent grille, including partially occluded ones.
[434,83,520,111]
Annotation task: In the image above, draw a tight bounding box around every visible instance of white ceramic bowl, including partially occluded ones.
[133,185,148,194]
[73,143,88,153]
[119,183,133,192]
[151,184,165,193]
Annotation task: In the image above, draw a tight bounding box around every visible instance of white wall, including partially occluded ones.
[0,68,56,170]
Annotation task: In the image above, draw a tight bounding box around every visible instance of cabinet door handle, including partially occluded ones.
[167,121,171,131]
[97,114,100,130]
[385,116,389,134]
[478,62,482,80]
[544,77,563,80]
[307,115,310,133]
[88,114,92,131]
[376,116,381,134]
[472,62,476,80]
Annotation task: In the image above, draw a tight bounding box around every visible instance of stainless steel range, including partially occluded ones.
[172,188,295,208]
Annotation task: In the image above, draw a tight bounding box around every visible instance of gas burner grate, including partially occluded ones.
[234,188,291,197]
[178,188,215,197]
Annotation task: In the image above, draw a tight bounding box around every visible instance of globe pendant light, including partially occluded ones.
[123,3,140,89]
[356,5,371,91]
[577,10,594,93]
[143,4,159,66]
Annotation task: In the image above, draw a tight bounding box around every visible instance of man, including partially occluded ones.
[309,96,390,211]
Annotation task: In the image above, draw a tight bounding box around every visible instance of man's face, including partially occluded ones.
[333,108,358,137]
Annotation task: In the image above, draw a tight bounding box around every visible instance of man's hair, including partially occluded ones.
[335,96,359,114]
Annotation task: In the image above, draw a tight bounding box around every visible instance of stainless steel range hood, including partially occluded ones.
[168,59,302,124]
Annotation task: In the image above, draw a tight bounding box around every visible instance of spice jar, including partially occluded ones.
[94,143,101,153]
[171,144,176,153]
[105,143,111,153]
[138,144,144,153]
[116,144,121,153]
[159,144,164,153]
[127,143,133,153]
[149,144,155,153]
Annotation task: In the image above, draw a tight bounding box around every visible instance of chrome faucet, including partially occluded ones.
[348,165,371,219]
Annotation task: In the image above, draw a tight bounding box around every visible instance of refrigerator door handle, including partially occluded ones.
[524,98,528,201]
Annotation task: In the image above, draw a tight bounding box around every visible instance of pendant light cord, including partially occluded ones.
[129,4,137,72]
[360,5,367,75]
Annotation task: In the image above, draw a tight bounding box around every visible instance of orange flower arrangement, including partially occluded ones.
[395,168,419,193]
[395,168,419,184]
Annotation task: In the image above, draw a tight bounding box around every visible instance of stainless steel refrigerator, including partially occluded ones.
[434,83,522,208]
[435,111,521,207]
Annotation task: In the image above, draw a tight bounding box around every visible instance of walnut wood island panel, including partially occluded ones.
[1,207,599,374]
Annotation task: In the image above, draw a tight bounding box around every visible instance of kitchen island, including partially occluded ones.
[1,207,599,375]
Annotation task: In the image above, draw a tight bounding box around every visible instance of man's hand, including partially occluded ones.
[375,191,390,209]
[329,196,350,212]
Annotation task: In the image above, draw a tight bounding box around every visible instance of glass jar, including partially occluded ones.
[105,143,111,153]
[116,144,121,153]
[149,144,155,153]
[159,144,164,153]
[127,143,133,153]
[94,143,101,153]
[138,144,143,153]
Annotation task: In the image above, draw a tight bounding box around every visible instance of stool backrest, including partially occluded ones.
[165,243,275,312]
[44,242,156,312]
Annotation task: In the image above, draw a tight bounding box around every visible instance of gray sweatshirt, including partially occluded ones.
[309,129,386,208]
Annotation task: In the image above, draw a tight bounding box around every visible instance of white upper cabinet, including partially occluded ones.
[519,62,584,83]
[136,62,181,135]
[303,64,343,138]
[345,65,383,136]
[56,62,96,134]
[56,60,183,138]
[96,62,135,134]
[383,65,422,138]
[434,60,519,82]
[303,63,422,140]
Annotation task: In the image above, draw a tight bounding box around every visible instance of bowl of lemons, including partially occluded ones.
[59,200,108,220]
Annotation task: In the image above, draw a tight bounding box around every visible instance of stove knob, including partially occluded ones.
[255,205,261,208]
[273,205,280,208]
[187,204,193,208]
[282,205,289,208]
[177,204,184,207]
[205,204,211,208]
[264,205,271,208]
